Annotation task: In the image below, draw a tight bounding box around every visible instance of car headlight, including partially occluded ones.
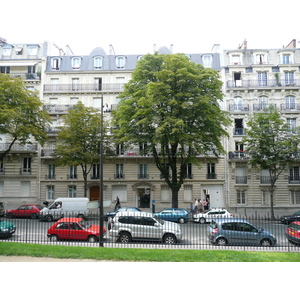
[0,228,9,232]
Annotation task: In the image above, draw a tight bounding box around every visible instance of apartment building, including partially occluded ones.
[223,39,300,215]
[0,39,53,209]
[40,45,225,212]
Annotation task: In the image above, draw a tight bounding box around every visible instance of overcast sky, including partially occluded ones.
[2,0,300,56]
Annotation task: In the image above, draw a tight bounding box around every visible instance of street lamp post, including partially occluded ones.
[99,97,104,247]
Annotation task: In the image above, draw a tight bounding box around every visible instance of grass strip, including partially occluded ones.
[1,242,300,262]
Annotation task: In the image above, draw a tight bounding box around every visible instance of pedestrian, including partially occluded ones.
[114,196,120,211]
[194,199,199,213]
[190,202,193,214]
[203,199,207,211]
[198,199,203,212]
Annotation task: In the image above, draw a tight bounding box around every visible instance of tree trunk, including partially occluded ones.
[270,185,276,220]
[171,187,179,208]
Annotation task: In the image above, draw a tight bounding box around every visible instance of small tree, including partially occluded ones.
[243,105,300,219]
[113,53,230,208]
[53,102,110,197]
[0,74,51,161]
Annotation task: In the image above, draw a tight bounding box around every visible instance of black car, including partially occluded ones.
[104,207,141,221]
[280,211,300,224]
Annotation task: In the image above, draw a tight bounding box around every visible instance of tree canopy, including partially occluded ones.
[243,105,300,219]
[112,53,230,207]
[53,101,110,197]
[0,74,51,161]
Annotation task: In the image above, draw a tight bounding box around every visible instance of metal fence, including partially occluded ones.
[1,212,299,252]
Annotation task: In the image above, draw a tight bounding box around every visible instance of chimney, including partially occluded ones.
[243,39,247,49]
[109,44,115,55]
[153,44,157,52]
[285,39,296,49]
[170,44,174,53]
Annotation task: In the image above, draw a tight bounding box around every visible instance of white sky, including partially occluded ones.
[2,0,300,56]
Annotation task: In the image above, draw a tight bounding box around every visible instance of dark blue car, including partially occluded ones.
[154,208,189,223]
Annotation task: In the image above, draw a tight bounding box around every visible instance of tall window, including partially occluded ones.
[72,57,81,69]
[22,157,31,174]
[47,186,55,200]
[21,182,30,196]
[258,72,267,86]
[207,163,215,179]
[287,118,297,133]
[285,96,295,110]
[47,164,56,179]
[138,164,148,179]
[51,58,61,70]
[115,164,124,179]
[202,55,212,68]
[237,189,246,204]
[236,167,247,184]
[290,190,300,204]
[92,164,100,179]
[289,166,300,183]
[68,166,77,179]
[234,96,243,111]
[68,186,77,197]
[285,72,294,85]
[258,96,269,110]
[116,56,126,69]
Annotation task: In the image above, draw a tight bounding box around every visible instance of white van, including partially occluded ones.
[39,197,89,222]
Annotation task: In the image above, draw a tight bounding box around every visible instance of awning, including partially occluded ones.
[0,62,37,67]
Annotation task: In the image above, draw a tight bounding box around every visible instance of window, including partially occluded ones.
[260,169,271,184]
[184,163,193,179]
[202,55,212,67]
[72,78,79,91]
[255,54,266,64]
[0,66,10,74]
[285,96,295,110]
[51,58,61,70]
[0,161,3,174]
[237,189,246,204]
[94,78,102,91]
[93,97,101,108]
[92,164,100,179]
[236,167,247,184]
[285,72,294,85]
[138,164,148,179]
[68,186,77,197]
[28,47,38,57]
[2,47,12,57]
[282,54,291,64]
[233,97,243,111]
[258,72,268,86]
[231,54,241,65]
[47,164,56,179]
[290,190,300,204]
[68,166,77,179]
[184,185,193,202]
[47,186,55,200]
[116,56,126,69]
[234,119,244,135]
[115,164,124,179]
[207,163,215,179]
[21,182,30,196]
[258,96,269,110]
[22,157,31,174]
[161,185,170,202]
[94,56,103,69]
[287,118,297,133]
[116,143,124,155]
[289,166,300,183]
[72,57,81,69]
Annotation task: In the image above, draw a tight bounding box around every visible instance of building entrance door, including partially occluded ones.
[137,187,150,208]
[90,186,100,201]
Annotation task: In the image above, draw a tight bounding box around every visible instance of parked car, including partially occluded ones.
[193,208,232,224]
[109,211,182,244]
[207,218,276,246]
[0,220,16,238]
[280,211,300,224]
[6,204,43,219]
[104,207,141,221]
[47,217,106,242]
[0,202,4,217]
[154,208,189,223]
[285,221,300,245]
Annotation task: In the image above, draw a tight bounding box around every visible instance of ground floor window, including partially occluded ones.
[161,185,170,202]
[68,185,76,197]
[47,186,55,200]
[290,190,300,204]
[237,189,246,205]
[184,185,193,202]
[261,189,270,205]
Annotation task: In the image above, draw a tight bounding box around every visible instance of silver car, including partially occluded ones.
[109,211,183,244]
[207,218,277,246]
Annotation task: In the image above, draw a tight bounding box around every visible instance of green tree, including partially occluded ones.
[53,102,110,197]
[243,105,300,219]
[0,74,51,161]
[112,53,230,208]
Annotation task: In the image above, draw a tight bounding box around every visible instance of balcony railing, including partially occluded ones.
[236,176,247,184]
[0,143,38,152]
[44,83,124,93]
[228,104,250,112]
[227,80,300,89]
[43,105,74,114]
[228,151,249,160]
[233,128,245,135]
[4,73,41,80]
[289,176,300,184]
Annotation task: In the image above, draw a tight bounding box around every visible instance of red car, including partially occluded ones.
[47,218,106,242]
[6,204,43,219]
[285,221,300,245]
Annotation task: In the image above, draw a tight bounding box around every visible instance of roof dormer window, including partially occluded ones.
[51,57,61,70]
[94,56,103,69]
[72,57,81,69]
[116,56,126,69]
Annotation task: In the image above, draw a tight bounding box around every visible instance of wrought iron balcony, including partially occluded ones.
[0,143,38,152]
[226,79,300,89]
[44,83,124,93]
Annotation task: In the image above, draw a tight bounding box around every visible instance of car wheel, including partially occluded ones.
[199,217,206,224]
[178,217,185,224]
[261,238,272,247]
[45,215,53,222]
[88,235,97,243]
[49,235,59,242]
[30,213,38,219]
[119,232,132,243]
[163,234,177,244]
[216,237,227,246]
[107,219,112,231]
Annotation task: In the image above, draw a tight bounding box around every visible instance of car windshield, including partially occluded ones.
[36,205,43,210]
[289,223,300,230]
[153,215,164,225]
[294,211,300,216]
[209,220,218,229]
[79,219,91,229]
